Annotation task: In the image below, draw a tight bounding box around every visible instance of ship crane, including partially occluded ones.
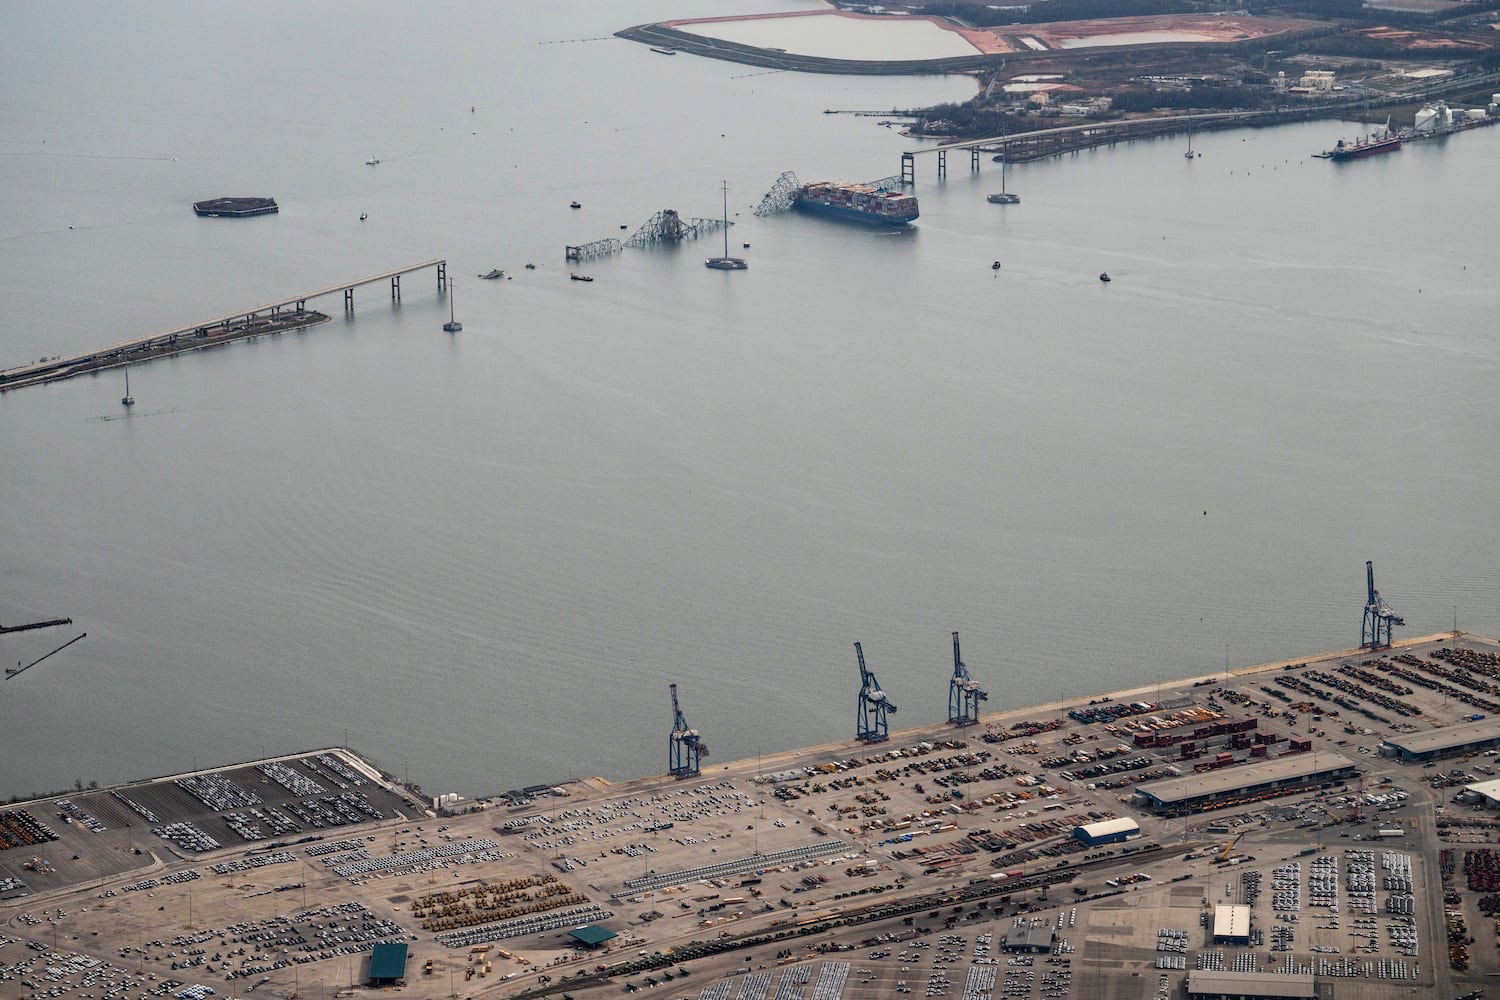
[668,683,707,779]
[1361,560,1404,650]
[948,631,988,727]
[854,641,897,743]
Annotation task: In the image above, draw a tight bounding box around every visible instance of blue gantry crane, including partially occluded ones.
[669,683,707,778]
[1361,560,1404,650]
[948,631,988,727]
[854,641,897,743]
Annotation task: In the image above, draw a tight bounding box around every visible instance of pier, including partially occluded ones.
[0,258,448,393]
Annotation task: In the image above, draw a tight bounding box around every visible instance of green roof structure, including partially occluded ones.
[569,925,618,947]
[368,942,408,982]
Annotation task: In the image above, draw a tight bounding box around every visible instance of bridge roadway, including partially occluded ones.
[900,111,1261,181]
[0,258,447,388]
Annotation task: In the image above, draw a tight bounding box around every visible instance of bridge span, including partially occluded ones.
[1,259,449,393]
[898,111,1260,183]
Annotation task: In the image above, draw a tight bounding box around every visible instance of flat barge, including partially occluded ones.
[192,196,278,217]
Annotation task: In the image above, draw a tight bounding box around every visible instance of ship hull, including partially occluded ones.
[1328,137,1402,160]
[793,199,917,226]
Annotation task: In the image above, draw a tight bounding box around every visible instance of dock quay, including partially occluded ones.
[5,631,1500,998]
[0,258,448,394]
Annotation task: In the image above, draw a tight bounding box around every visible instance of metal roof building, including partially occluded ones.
[1000,925,1055,953]
[1186,970,1316,999]
[367,942,408,985]
[569,924,618,948]
[1381,717,1500,761]
[1072,817,1140,846]
[1133,753,1357,814]
[1462,777,1500,807]
[1212,903,1251,944]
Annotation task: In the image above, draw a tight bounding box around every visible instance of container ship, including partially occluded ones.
[795,181,918,225]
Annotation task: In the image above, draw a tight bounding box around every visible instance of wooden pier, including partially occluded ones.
[0,258,448,393]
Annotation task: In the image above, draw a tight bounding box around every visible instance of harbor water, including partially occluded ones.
[2,0,1498,801]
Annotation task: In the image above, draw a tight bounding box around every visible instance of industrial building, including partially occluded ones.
[1212,904,1251,945]
[1000,925,1055,953]
[366,942,408,986]
[1457,776,1500,808]
[569,925,619,949]
[1380,717,1500,762]
[1186,970,1316,999]
[1133,753,1357,814]
[1072,817,1140,846]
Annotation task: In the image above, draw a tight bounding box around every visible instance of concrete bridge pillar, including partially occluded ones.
[437,260,448,291]
[391,275,401,301]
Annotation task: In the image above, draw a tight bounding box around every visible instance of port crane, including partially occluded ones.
[948,631,988,727]
[1361,560,1404,650]
[668,683,707,779]
[854,641,897,743]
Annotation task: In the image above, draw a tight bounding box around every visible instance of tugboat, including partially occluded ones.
[570,273,593,282]
[570,200,582,209]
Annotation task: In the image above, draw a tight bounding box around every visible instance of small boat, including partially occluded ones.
[479,269,505,280]
[705,180,748,271]
[570,274,593,282]
[620,224,628,230]
[524,263,536,270]
[742,243,750,249]
[121,366,135,407]
[359,212,368,221]
[991,261,1002,270]
[365,157,380,166]
[649,46,676,56]
[1099,272,1111,283]
[570,201,581,209]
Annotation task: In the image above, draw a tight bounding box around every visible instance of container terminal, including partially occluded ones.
[6,624,1500,999]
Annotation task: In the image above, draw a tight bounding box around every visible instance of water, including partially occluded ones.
[2,1,1497,802]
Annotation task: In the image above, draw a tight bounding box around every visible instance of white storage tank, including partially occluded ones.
[1466,109,1487,120]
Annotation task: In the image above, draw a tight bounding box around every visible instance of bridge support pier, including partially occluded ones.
[901,152,914,187]
[391,275,401,301]
[971,149,980,172]
[344,288,354,315]
[937,149,946,180]
[437,261,448,291]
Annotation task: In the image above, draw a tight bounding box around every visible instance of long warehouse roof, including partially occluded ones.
[1136,752,1356,804]
[1381,717,1500,754]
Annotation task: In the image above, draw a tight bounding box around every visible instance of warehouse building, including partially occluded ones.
[1380,717,1500,762]
[1000,925,1055,954]
[1072,817,1141,846]
[1212,904,1251,945]
[366,942,408,986]
[1133,753,1357,814]
[1186,970,1316,999]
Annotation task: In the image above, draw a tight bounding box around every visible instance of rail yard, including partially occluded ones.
[7,631,1500,1000]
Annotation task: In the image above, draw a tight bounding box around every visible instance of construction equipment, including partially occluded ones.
[854,642,897,743]
[1214,832,1245,864]
[668,683,707,779]
[1361,560,1404,650]
[947,631,988,727]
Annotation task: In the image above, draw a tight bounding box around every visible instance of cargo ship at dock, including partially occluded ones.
[795,181,918,225]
